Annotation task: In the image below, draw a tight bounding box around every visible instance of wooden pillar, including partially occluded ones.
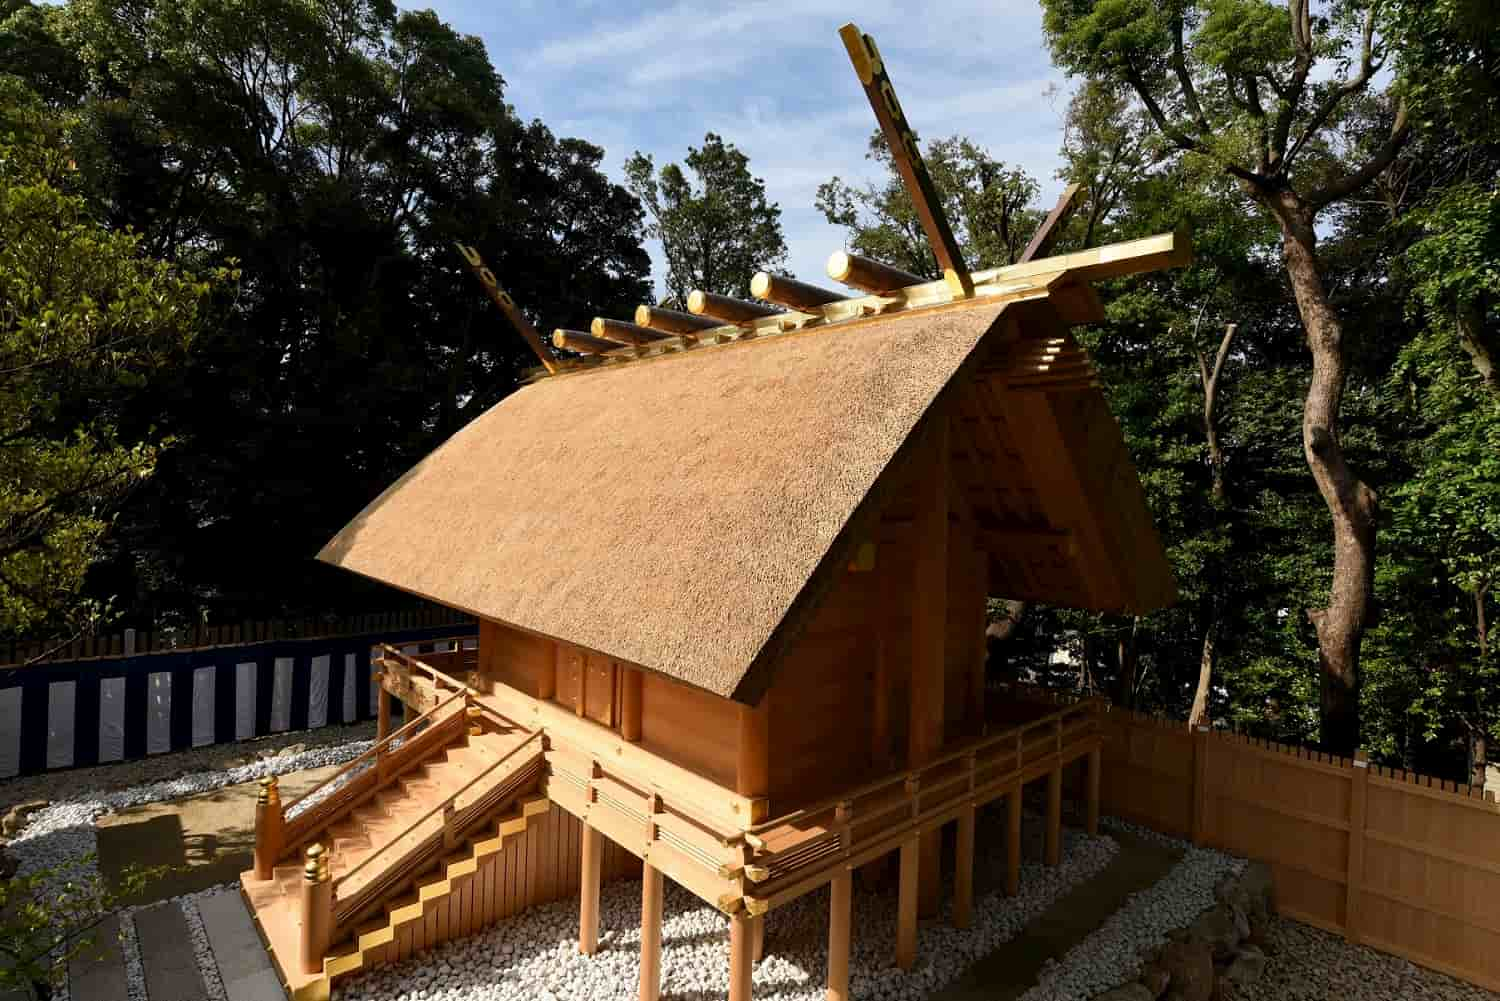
[737,695,770,799]
[1085,745,1101,836]
[1006,784,1022,897]
[579,823,602,955]
[539,643,557,701]
[299,844,332,975]
[1045,767,1062,866]
[1345,751,1369,944]
[375,676,391,739]
[253,776,283,881]
[909,416,949,918]
[729,912,753,1001]
[895,839,919,970]
[751,914,765,962]
[827,869,852,1001]
[640,862,663,1001]
[622,667,643,742]
[954,803,975,929]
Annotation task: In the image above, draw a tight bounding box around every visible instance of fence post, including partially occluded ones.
[124,629,136,657]
[1191,725,1210,846]
[1345,750,1369,943]
[254,776,284,880]
[300,843,333,974]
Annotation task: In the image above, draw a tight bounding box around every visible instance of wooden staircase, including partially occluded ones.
[241,688,547,1001]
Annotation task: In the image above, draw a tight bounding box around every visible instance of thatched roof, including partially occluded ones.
[318,273,1175,703]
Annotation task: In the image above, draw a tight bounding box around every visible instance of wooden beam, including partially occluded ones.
[1086,746,1101,836]
[751,913,765,963]
[552,329,624,356]
[826,251,925,294]
[591,317,673,345]
[635,304,723,335]
[839,24,972,298]
[827,868,852,1001]
[1018,182,1084,263]
[911,416,949,919]
[954,804,976,929]
[992,227,1192,287]
[750,272,845,311]
[640,863,663,1001]
[895,839,919,970]
[579,822,602,954]
[455,243,557,374]
[688,290,779,323]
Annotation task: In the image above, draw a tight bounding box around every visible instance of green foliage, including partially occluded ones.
[0,855,163,997]
[817,131,1041,275]
[0,99,232,637]
[624,133,787,309]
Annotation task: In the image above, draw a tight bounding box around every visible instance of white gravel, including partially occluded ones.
[1022,835,1244,1001]
[334,808,1119,1001]
[1237,916,1500,1001]
[117,906,147,1001]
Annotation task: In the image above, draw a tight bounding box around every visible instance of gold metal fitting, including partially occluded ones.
[257,775,280,806]
[304,843,329,882]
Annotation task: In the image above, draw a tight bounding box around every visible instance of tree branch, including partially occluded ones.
[1172,13,1211,134]
[1306,100,1412,209]
[1284,8,1380,170]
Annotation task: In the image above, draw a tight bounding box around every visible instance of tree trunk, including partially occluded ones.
[1471,729,1488,791]
[1457,294,1499,396]
[1189,609,1216,729]
[1112,617,1139,709]
[1269,191,1378,756]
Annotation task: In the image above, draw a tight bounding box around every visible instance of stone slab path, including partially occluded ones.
[199,891,286,1001]
[135,901,209,1001]
[68,914,129,1001]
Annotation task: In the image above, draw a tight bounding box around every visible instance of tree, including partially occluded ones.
[624,133,786,308]
[1,0,650,626]
[0,89,231,641]
[1040,0,1415,753]
[817,131,1042,275]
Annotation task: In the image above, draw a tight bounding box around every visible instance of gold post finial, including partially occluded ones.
[304,842,329,882]
[257,774,280,806]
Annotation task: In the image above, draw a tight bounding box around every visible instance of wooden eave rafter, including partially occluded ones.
[524,228,1191,383]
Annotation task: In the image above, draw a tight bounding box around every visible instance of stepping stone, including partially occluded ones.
[133,901,208,1001]
[68,914,130,1001]
[197,891,285,1001]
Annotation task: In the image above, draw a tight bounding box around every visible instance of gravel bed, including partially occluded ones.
[1022,841,1245,1001]
[118,906,147,1001]
[5,734,378,882]
[182,885,234,1001]
[0,720,377,813]
[335,809,1119,1001]
[1236,916,1500,1001]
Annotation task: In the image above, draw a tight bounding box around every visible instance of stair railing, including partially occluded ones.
[256,687,470,876]
[329,727,545,924]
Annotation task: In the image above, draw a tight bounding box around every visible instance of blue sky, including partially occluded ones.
[426,0,1074,289]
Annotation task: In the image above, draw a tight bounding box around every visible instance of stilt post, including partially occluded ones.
[827,868,852,1001]
[729,912,754,1001]
[299,843,333,975]
[895,839,919,970]
[640,862,663,1001]
[751,914,765,962]
[1086,745,1102,835]
[1006,784,1022,896]
[1045,766,1063,866]
[375,673,391,739]
[580,823,602,955]
[954,803,976,928]
[254,775,283,881]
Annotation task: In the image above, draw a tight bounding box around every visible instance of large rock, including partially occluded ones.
[1161,941,1215,1001]
[1139,962,1171,998]
[1186,904,1244,958]
[1,800,48,837]
[1224,944,1267,986]
[1093,985,1155,1001]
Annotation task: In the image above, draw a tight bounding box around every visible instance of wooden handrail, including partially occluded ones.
[282,686,469,818]
[743,698,1100,838]
[375,643,474,695]
[332,728,545,898]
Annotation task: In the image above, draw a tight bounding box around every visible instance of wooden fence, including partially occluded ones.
[2,606,472,668]
[1099,707,1500,993]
